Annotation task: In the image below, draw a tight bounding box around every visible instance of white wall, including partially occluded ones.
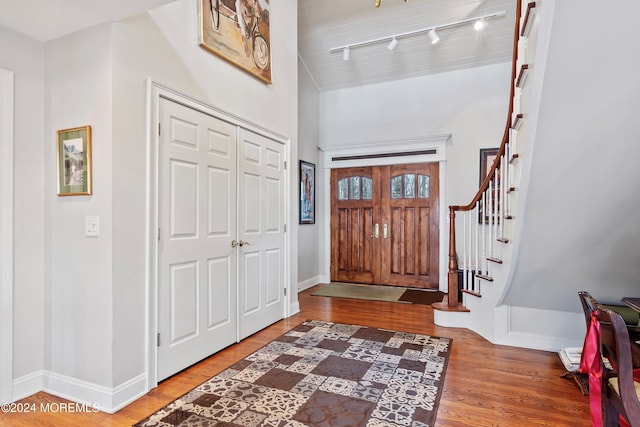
[318,63,511,273]
[504,0,640,312]
[45,23,114,388]
[109,0,299,396]
[2,0,298,409]
[297,59,321,290]
[0,26,45,384]
[106,0,298,389]
[320,62,511,211]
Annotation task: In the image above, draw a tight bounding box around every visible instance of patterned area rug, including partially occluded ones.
[134,320,452,427]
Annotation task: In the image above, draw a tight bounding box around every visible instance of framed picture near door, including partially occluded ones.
[479,147,499,223]
[299,160,315,224]
[56,125,92,196]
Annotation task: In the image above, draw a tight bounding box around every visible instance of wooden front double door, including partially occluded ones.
[330,163,439,289]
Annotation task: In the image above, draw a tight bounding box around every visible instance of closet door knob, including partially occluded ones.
[231,240,239,248]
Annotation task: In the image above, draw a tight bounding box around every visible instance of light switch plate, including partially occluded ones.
[85,216,99,237]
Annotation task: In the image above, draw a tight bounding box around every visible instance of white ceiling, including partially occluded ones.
[0,0,175,42]
[0,0,516,92]
[299,0,516,91]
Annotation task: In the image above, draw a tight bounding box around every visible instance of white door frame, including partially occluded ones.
[319,135,451,292]
[0,68,14,404]
[145,79,291,388]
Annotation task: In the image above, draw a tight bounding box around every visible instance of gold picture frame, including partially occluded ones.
[57,125,92,196]
[198,0,272,84]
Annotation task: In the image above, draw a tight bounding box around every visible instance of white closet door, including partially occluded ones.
[157,98,238,381]
[237,128,286,339]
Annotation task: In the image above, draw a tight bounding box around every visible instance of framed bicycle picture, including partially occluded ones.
[198,0,272,84]
[57,126,92,196]
[299,160,315,224]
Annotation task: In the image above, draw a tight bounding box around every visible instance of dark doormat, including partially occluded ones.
[398,289,446,305]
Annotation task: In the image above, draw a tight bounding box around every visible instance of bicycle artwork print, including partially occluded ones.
[199,0,271,84]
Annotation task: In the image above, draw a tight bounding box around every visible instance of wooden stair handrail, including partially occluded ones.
[443,0,525,309]
[450,0,523,213]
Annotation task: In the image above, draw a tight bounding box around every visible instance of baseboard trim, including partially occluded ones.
[110,373,148,413]
[289,301,300,316]
[12,369,45,402]
[12,370,147,414]
[297,276,321,292]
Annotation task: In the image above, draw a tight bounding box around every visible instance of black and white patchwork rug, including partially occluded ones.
[134,320,452,427]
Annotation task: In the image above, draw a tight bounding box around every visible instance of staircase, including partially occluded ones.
[433,0,542,342]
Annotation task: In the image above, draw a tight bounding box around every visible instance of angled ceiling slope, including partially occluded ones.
[0,0,177,42]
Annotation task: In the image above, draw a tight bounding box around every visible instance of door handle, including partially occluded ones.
[370,223,380,239]
[383,224,388,239]
[231,239,250,247]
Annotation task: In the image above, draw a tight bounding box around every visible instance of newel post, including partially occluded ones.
[447,207,459,307]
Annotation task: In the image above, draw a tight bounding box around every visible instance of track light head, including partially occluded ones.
[474,19,485,31]
[387,37,399,50]
[428,29,439,44]
[343,46,351,61]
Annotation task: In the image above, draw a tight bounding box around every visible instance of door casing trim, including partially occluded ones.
[0,68,14,405]
[319,135,451,292]
[145,79,291,389]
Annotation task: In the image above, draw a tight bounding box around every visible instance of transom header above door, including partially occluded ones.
[319,134,451,169]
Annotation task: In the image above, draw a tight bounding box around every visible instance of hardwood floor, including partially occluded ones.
[2,286,590,426]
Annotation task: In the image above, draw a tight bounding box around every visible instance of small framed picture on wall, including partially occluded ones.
[299,160,315,224]
[57,125,92,196]
[478,147,499,223]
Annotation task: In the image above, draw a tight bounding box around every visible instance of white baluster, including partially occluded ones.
[481,191,487,275]
[475,200,480,280]
[462,210,467,292]
[488,180,493,260]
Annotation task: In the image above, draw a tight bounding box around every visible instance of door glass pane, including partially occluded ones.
[404,174,416,198]
[391,176,402,199]
[350,176,361,200]
[418,174,430,198]
[338,178,349,200]
[362,177,373,200]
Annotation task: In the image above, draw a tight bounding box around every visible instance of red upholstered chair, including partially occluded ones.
[595,305,640,427]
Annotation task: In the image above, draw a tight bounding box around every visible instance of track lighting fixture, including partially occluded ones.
[329,11,505,58]
[428,29,439,44]
[343,46,351,61]
[375,0,408,7]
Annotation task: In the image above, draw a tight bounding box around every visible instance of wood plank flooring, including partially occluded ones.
[1,285,590,426]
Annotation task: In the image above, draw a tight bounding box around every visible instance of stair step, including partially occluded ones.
[511,113,524,130]
[475,274,494,282]
[432,301,470,312]
[504,215,514,220]
[510,153,520,163]
[462,289,482,298]
[497,237,510,244]
[508,186,517,193]
[487,257,503,264]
